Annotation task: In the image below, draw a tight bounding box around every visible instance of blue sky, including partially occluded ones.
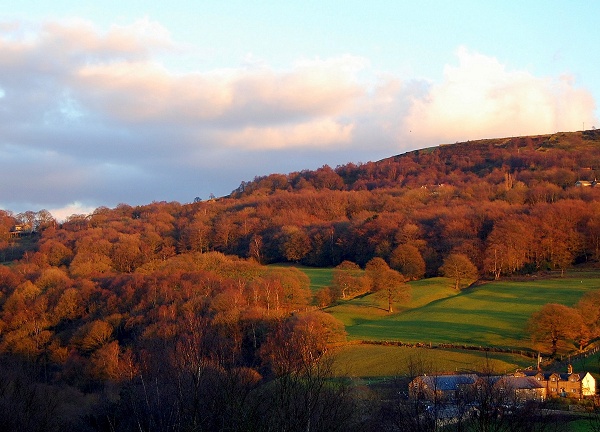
[1,1,598,219]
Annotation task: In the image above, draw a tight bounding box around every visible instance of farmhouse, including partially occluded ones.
[492,376,546,403]
[409,374,478,401]
[410,366,594,404]
[515,366,596,398]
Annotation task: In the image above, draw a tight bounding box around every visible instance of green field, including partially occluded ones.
[289,267,600,376]
[270,264,333,292]
[329,275,600,351]
[331,344,534,377]
[298,266,334,292]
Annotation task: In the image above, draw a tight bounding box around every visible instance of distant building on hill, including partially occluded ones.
[8,224,33,238]
[575,179,597,187]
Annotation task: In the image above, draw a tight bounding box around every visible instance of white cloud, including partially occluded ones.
[223,119,355,150]
[49,202,96,222]
[404,47,597,143]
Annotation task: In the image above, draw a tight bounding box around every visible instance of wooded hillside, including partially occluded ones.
[1,130,600,430]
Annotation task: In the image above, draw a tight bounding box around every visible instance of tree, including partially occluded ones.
[364,257,390,292]
[577,290,600,339]
[70,252,114,278]
[181,219,210,253]
[249,234,264,263]
[483,217,533,279]
[260,311,346,376]
[527,303,585,356]
[389,243,425,280]
[331,261,367,299]
[110,234,142,273]
[281,227,311,263]
[439,253,478,290]
[315,287,333,308]
[365,258,410,312]
[39,240,74,267]
[377,268,410,313]
[35,209,56,231]
[75,320,113,352]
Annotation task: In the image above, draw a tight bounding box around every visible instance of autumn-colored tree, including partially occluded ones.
[439,253,478,290]
[0,266,22,291]
[38,239,74,267]
[483,217,533,278]
[331,260,368,299]
[75,320,113,352]
[251,267,311,313]
[315,287,333,308]
[377,268,410,313]
[531,201,585,275]
[181,219,211,252]
[281,226,311,262]
[53,288,84,323]
[69,251,114,278]
[364,257,391,292]
[249,234,264,263]
[110,234,142,273]
[260,311,345,375]
[390,243,425,280]
[1,280,52,358]
[576,290,600,340]
[527,303,586,356]
[364,257,410,312]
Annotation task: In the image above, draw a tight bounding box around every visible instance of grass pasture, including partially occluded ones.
[298,266,333,292]
[331,343,535,377]
[270,264,333,293]
[328,274,600,352]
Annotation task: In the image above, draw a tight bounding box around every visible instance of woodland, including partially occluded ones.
[2,130,600,430]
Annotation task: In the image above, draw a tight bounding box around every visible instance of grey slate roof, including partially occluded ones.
[419,374,478,391]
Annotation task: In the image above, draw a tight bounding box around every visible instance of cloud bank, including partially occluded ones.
[405,47,596,144]
[0,20,596,217]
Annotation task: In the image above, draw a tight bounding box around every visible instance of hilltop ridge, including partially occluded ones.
[230,129,600,198]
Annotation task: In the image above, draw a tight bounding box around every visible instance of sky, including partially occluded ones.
[1,1,598,220]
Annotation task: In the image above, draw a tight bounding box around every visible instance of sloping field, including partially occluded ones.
[329,275,600,352]
[329,277,457,326]
[299,266,333,292]
[271,264,333,293]
[331,344,534,377]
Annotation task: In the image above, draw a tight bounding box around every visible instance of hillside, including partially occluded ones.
[1,130,600,429]
[231,129,600,197]
[4,130,600,274]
